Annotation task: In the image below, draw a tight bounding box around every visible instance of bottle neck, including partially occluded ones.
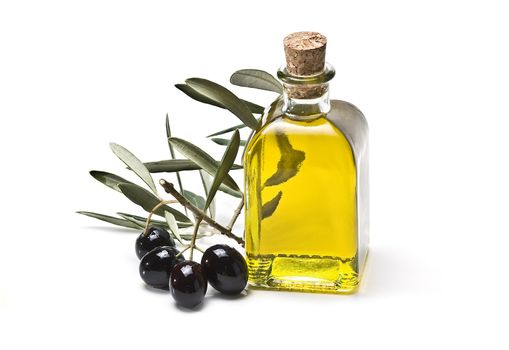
[283,83,330,118]
[278,62,335,120]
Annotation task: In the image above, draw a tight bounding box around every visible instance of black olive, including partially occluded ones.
[170,261,207,308]
[201,244,247,295]
[135,226,175,260]
[139,246,180,289]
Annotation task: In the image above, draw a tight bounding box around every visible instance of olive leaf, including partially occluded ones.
[264,133,305,187]
[76,211,142,229]
[117,213,151,229]
[116,212,193,229]
[117,212,168,229]
[110,143,157,194]
[166,114,185,197]
[79,211,198,239]
[204,130,240,210]
[88,171,193,222]
[242,122,258,161]
[199,170,216,219]
[144,159,206,172]
[143,159,242,173]
[118,183,191,222]
[168,137,242,197]
[176,84,264,115]
[206,123,247,138]
[242,100,265,114]
[261,191,283,219]
[165,114,176,159]
[164,212,184,244]
[89,170,135,193]
[230,69,283,94]
[211,138,247,147]
[181,78,258,130]
[183,190,206,210]
[118,213,197,240]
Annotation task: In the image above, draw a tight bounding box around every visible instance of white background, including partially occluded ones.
[1,0,508,349]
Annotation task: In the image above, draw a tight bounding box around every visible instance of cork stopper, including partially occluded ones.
[284,32,327,76]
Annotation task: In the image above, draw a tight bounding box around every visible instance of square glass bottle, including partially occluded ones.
[244,32,369,293]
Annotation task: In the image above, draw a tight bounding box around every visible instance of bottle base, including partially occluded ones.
[247,253,359,294]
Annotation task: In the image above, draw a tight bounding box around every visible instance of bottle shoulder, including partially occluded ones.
[328,99,369,155]
[246,97,368,158]
[330,99,368,131]
[258,96,368,130]
[253,115,340,139]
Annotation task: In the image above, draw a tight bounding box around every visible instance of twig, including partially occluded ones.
[159,179,245,246]
[189,218,202,261]
[176,245,190,259]
[143,199,178,236]
[175,175,187,216]
[226,193,244,231]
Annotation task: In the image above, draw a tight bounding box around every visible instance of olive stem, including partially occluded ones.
[176,245,190,258]
[159,179,245,246]
[189,218,202,261]
[143,199,178,237]
[226,193,244,231]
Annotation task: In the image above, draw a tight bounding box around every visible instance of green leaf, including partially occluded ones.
[144,159,204,172]
[242,124,257,161]
[204,130,241,210]
[89,171,134,192]
[166,114,185,194]
[118,183,191,222]
[164,212,184,244]
[264,133,305,187]
[176,83,221,107]
[230,69,283,94]
[216,182,244,198]
[206,124,247,138]
[145,159,242,173]
[143,159,242,173]
[117,212,192,229]
[165,114,176,159]
[117,212,165,228]
[182,78,258,129]
[77,211,141,229]
[261,191,283,219]
[176,84,264,115]
[117,213,151,229]
[199,170,216,219]
[211,138,247,147]
[183,190,206,210]
[168,137,242,197]
[110,143,157,194]
[242,100,265,114]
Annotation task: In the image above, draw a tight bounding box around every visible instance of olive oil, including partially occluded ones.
[244,32,369,293]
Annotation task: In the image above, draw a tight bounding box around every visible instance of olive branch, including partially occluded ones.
[77,70,283,250]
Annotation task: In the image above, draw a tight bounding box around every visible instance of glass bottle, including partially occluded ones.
[244,32,369,293]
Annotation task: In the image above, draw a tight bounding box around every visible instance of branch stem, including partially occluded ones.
[143,199,178,236]
[176,245,190,259]
[226,194,244,231]
[189,218,202,261]
[159,179,244,246]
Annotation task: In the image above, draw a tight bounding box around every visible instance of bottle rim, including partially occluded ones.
[277,63,335,85]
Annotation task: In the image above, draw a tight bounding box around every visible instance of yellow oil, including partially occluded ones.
[244,114,358,293]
